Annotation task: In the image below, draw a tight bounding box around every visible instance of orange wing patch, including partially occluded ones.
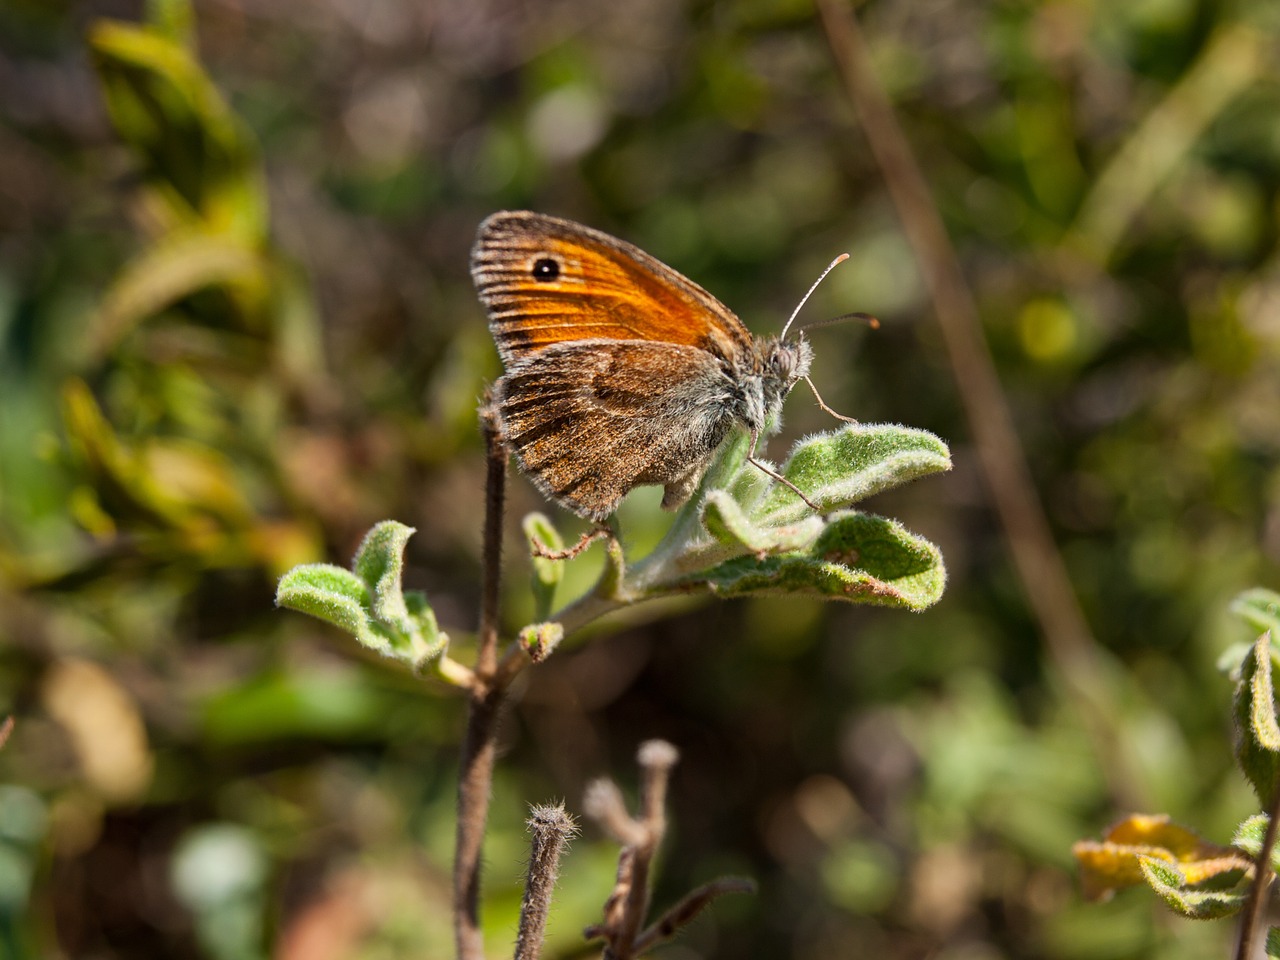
[471,211,753,364]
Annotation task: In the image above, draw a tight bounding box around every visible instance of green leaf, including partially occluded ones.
[518,622,564,663]
[672,511,945,611]
[277,523,446,670]
[523,512,563,620]
[353,521,415,626]
[1253,633,1280,750]
[1267,926,1280,959]
[701,490,824,553]
[275,563,390,652]
[755,424,951,523]
[1137,856,1248,919]
[88,20,267,239]
[91,229,271,358]
[1231,814,1280,874]
[1235,633,1280,808]
[596,532,626,601]
[145,0,194,45]
[1233,589,1280,637]
[403,592,447,666]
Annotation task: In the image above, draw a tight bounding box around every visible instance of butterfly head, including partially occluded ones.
[746,334,813,434]
[761,335,813,395]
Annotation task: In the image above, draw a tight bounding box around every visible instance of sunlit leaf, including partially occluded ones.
[1073,814,1252,903]
[672,511,944,610]
[1233,589,1280,637]
[1138,856,1247,919]
[91,229,271,358]
[89,19,267,238]
[1237,633,1280,807]
[701,489,824,553]
[523,512,563,620]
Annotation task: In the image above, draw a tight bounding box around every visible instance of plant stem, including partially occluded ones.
[477,405,506,680]
[454,404,508,960]
[1237,787,1280,960]
[514,804,578,960]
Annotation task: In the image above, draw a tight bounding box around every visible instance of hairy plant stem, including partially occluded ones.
[454,405,508,960]
[515,805,578,960]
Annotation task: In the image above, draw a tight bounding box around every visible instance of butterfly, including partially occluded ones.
[471,211,853,523]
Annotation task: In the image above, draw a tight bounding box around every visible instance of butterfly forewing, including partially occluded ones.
[472,211,754,364]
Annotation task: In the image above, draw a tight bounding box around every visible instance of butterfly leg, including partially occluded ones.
[802,375,858,424]
[530,523,613,561]
[746,428,823,513]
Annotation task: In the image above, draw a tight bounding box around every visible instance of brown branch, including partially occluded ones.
[0,716,12,751]
[454,402,509,960]
[477,401,506,680]
[632,877,756,954]
[814,0,1139,808]
[1238,787,1280,960]
[584,742,684,960]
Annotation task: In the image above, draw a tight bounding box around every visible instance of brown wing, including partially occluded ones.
[494,340,739,521]
[471,211,754,366]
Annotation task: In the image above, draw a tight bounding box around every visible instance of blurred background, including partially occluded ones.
[3,0,1280,957]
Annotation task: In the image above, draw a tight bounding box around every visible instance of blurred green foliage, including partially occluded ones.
[2,0,1280,958]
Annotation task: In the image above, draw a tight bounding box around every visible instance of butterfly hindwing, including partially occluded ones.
[495,341,737,520]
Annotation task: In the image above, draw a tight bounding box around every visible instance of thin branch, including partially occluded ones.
[632,877,756,954]
[814,0,1140,808]
[477,402,506,681]
[0,716,12,751]
[1238,787,1280,960]
[515,804,578,960]
[584,743,682,960]
[454,402,509,960]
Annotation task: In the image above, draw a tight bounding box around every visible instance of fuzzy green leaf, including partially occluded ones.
[596,533,626,601]
[1253,633,1280,750]
[353,521,415,626]
[1231,814,1280,874]
[1137,856,1247,919]
[701,490,824,553]
[523,512,563,620]
[275,563,392,655]
[403,592,446,665]
[278,523,445,669]
[1233,589,1280,637]
[518,622,564,663]
[1236,633,1280,808]
[755,424,951,523]
[672,511,944,610]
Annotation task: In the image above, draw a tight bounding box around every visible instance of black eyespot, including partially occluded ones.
[531,258,560,282]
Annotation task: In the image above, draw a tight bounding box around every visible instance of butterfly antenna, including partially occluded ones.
[798,311,880,333]
[780,253,850,340]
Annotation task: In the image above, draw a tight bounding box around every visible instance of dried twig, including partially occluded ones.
[515,804,579,960]
[632,876,756,954]
[583,741,751,958]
